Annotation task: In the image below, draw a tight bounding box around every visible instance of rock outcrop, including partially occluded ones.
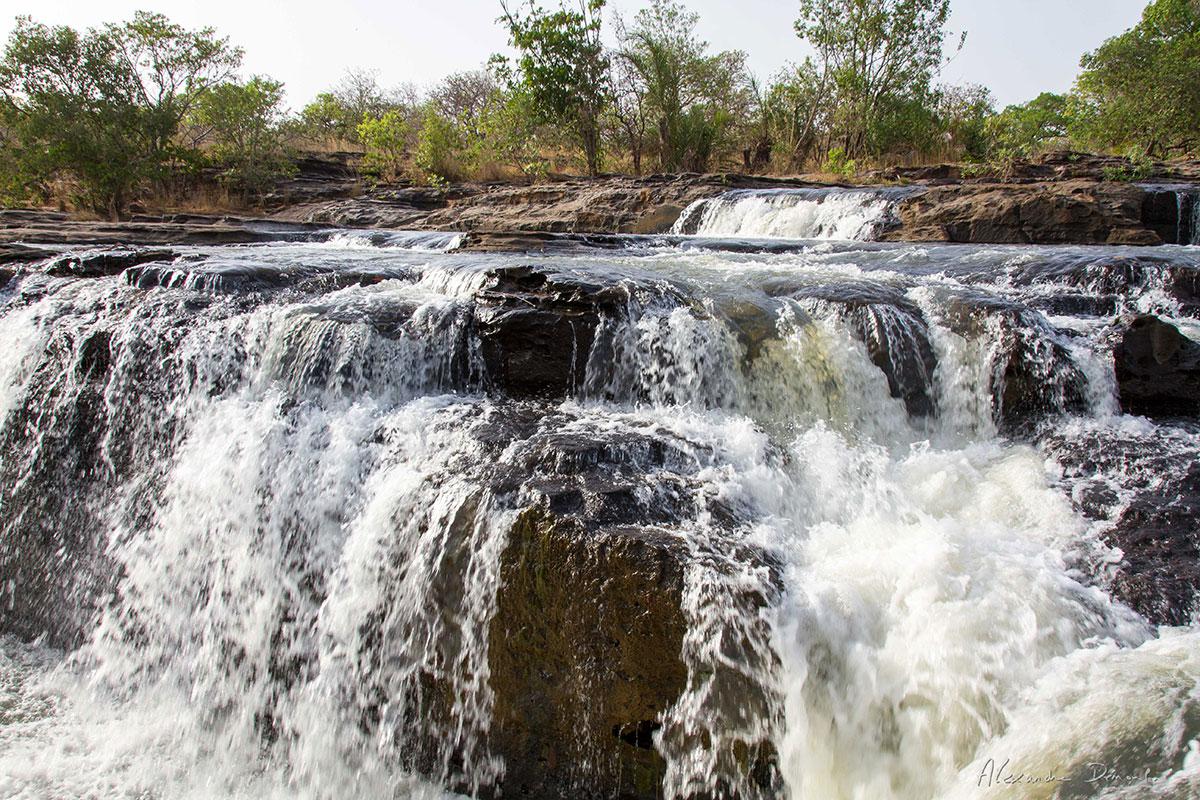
[881,180,1164,245]
[276,174,825,234]
[1048,424,1200,626]
[1115,315,1200,418]
[0,209,325,247]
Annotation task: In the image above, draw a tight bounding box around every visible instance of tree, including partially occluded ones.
[0,13,241,217]
[191,76,291,195]
[935,83,994,161]
[470,84,547,177]
[415,103,464,184]
[299,69,412,146]
[300,92,361,143]
[616,0,751,172]
[794,0,961,162]
[431,70,500,140]
[357,110,411,182]
[499,0,610,175]
[106,11,242,175]
[1072,0,1200,157]
[608,52,650,174]
[987,92,1070,158]
[762,62,828,170]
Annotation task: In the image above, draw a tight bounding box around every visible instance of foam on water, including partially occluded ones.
[1,235,1198,800]
[672,188,918,241]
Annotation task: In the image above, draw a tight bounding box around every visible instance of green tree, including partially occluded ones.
[616,0,751,172]
[357,110,411,181]
[935,83,995,161]
[498,0,610,175]
[987,92,1071,158]
[0,13,241,217]
[470,85,547,176]
[106,11,242,174]
[762,62,828,170]
[795,0,961,162]
[1072,0,1200,157]
[191,76,291,195]
[300,92,360,143]
[415,103,464,184]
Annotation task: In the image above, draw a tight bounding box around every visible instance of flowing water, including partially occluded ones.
[672,187,918,240]
[1,197,1199,800]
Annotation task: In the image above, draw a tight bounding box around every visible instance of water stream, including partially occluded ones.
[1,203,1198,799]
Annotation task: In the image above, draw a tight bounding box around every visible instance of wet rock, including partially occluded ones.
[1108,460,1200,626]
[783,283,938,418]
[456,230,631,253]
[0,326,122,646]
[44,248,180,278]
[0,210,325,248]
[0,266,13,290]
[1046,424,1200,626]
[474,266,630,399]
[1115,315,1200,418]
[1007,253,1200,316]
[944,294,1089,433]
[0,243,53,266]
[124,259,407,295]
[487,508,690,800]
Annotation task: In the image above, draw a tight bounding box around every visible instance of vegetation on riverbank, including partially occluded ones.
[0,0,1197,218]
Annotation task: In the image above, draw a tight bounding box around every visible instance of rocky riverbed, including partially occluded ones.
[1,159,1199,800]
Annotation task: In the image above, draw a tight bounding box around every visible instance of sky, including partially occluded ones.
[0,0,1149,110]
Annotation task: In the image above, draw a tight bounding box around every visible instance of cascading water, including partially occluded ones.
[671,187,919,241]
[1140,184,1200,246]
[1,225,1199,800]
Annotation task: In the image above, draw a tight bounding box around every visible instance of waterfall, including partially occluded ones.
[2,229,1199,800]
[1189,189,1200,246]
[671,187,918,241]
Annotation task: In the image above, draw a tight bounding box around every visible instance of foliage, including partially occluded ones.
[299,69,413,145]
[794,0,961,162]
[191,76,292,194]
[300,92,361,143]
[0,13,241,217]
[986,92,1071,158]
[822,146,856,178]
[357,110,411,182]
[1072,0,1200,157]
[470,85,548,176]
[415,103,463,185]
[431,70,499,139]
[106,11,243,172]
[761,62,827,171]
[935,84,995,161]
[1101,150,1156,181]
[616,0,750,172]
[498,0,610,175]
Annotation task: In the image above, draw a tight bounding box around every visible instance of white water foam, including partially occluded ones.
[672,188,917,241]
[2,237,1199,800]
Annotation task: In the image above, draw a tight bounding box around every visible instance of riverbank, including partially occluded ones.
[3,153,1199,253]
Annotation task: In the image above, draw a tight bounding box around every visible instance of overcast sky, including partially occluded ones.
[0,0,1148,110]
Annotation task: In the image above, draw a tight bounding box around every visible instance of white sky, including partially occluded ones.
[0,0,1148,110]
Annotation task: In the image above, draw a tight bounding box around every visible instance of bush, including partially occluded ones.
[191,77,293,196]
[822,146,857,178]
[357,110,411,182]
[415,104,463,185]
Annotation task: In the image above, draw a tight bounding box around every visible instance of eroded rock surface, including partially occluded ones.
[1115,315,1200,418]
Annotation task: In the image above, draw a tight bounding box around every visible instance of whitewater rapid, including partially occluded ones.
[0,226,1198,800]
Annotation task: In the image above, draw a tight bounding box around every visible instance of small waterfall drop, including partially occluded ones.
[671,187,918,241]
[2,227,1200,800]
